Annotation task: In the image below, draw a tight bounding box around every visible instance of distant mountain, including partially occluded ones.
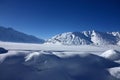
[0,26,44,43]
[46,30,120,45]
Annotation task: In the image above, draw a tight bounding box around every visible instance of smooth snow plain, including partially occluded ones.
[0,42,120,80]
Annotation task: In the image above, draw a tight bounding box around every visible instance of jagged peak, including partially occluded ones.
[47,30,120,45]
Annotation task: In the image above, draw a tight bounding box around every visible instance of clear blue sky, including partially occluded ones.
[0,0,120,39]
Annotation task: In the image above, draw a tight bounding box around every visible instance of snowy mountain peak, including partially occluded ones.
[46,30,120,45]
[0,26,44,43]
[47,31,92,45]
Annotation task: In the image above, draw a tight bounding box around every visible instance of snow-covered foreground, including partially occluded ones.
[0,42,120,80]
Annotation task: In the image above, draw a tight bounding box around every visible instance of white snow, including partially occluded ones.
[0,27,120,80]
[108,67,120,79]
[101,49,120,61]
[117,41,120,46]
[47,32,92,45]
[46,30,120,45]
[0,42,120,80]
[0,42,120,53]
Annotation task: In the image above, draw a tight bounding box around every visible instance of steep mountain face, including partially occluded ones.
[110,32,120,45]
[47,30,120,45]
[91,31,117,45]
[0,26,44,43]
[47,32,92,45]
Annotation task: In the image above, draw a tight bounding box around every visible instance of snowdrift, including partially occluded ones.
[101,49,120,61]
[0,50,119,80]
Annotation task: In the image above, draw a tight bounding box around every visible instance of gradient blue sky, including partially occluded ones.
[0,0,120,39]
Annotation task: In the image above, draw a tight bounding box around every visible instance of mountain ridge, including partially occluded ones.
[0,26,44,43]
[0,26,120,45]
[46,30,120,45]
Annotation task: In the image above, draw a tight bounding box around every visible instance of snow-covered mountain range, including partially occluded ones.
[0,26,44,43]
[0,26,120,45]
[47,30,120,45]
